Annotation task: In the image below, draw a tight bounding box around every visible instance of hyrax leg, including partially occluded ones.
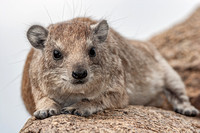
[61,91,129,117]
[161,58,199,116]
[34,97,61,119]
[32,88,61,119]
[61,99,105,117]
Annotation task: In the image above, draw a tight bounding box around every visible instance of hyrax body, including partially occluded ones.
[22,17,199,119]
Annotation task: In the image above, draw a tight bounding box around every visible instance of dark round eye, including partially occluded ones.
[53,49,63,60]
[89,47,96,57]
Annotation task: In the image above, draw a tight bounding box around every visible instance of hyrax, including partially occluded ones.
[22,17,199,119]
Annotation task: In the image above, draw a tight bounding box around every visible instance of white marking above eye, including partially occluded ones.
[53,40,64,50]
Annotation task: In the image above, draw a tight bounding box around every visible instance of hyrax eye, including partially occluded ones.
[89,47,96,57]
[53,49,63,60]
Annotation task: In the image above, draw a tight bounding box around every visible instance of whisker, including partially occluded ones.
[132,25,142,38]
[82,1,93,19]
[14,103,26,108]
[1,73,22,91]
[43,5,53,24]
[62,2,66,21]
[65,0,73,19]
[22,22,32,27]
[10,48,30,57]
[78,0,83,17]
[109,16,128,24]
[9,59,26,65]
[72,0,75,18]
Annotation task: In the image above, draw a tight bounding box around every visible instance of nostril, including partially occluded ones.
[82,70,87,78]
[72,70,87,79]
[72,71,79,79]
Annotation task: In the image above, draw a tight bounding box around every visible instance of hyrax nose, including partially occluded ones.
[72,69,88,79]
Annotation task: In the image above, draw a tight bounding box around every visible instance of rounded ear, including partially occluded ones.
[27,25,48,49]
[91,20,109,43]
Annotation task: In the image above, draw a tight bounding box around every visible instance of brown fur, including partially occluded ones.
[21,48,35,114]
[22,17,199,118]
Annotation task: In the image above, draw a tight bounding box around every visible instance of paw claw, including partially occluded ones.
[190,109,199,117]
[61,107,92,117]
[174,105,199,117]
[184,110,190,116]
[34,110,48,119]
[61,107,76,114]
[48,109,58,116]
[61,108,68,114]
[175,108,182,114]
[74,111,81,116]
[34,108,59,119]
[61,109,70,114]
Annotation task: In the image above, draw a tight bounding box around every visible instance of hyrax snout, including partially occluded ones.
[21,17,199,119]
[71,64,88,84]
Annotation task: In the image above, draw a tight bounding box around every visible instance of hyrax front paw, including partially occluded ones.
[34,108,60,119]
[61,106,94,117]
[174,105,199,117]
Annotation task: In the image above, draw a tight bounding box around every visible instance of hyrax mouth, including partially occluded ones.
[72,79,88,85]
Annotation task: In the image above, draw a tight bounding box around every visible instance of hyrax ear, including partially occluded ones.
[91,20,109,43]
[27,25,48,49]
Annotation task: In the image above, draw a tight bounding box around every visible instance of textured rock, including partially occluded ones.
[150,7,200,110]
[20,7,200,133]
[20,106,200,133]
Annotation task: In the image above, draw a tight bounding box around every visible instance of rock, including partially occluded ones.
[20,106,200,133]
[150,7,200,110]
[20,7,200,133]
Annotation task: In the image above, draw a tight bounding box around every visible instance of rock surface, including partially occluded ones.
[20,8,200,133]
[20,106,200,133]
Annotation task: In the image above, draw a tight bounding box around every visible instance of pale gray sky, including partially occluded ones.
[0,0,200,132]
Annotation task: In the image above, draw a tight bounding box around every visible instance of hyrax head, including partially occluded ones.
[27,18,109,92]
